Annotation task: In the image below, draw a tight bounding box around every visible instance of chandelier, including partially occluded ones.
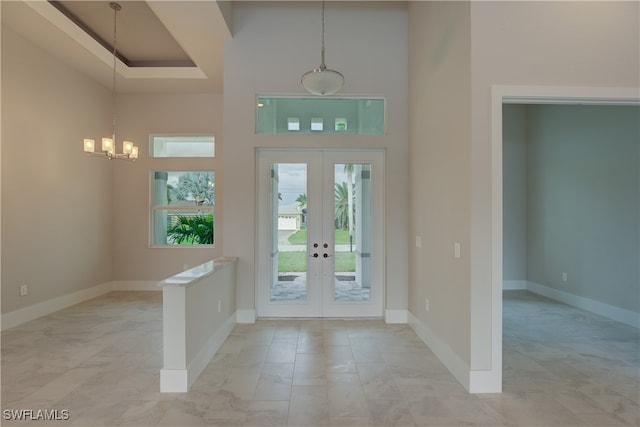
[83,2,138,160]
[301,1,344,96]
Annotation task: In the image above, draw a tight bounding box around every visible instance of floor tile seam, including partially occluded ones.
[9,367,102,409]
[348,343,376,405]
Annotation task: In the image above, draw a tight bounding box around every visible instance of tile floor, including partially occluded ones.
[1,290,638,426]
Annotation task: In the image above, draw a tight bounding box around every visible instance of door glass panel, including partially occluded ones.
[334,163,371,302]
[270,163,309,302]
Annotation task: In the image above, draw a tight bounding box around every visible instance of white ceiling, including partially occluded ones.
[1,1,232,93]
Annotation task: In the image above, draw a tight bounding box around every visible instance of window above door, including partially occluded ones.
[256,96,385,135]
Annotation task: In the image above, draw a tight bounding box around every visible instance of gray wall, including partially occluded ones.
[112,92,223,282]
[1,27,113,313]
[503,104,640,313]
[408,0,472,367]
[1,26,223,314]
[502,105,528,282]
[527,104,639,313]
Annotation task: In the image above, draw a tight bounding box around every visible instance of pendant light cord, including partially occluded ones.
[301,0,344,95]
[320,0,326,69]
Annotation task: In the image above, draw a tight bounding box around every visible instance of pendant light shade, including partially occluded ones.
[301,1,344,96]
[301,66,344,96]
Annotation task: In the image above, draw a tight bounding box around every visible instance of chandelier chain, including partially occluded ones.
[111,2,119,141]
[82,2,137,159]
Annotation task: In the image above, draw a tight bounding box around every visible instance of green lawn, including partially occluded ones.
[288,229,355,245]
[278,251,355,272]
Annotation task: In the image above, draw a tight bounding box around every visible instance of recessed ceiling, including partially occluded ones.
[1,1,232,93]
[51,1,195,67]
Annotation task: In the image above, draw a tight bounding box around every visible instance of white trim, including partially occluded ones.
[111,281,162,291]
[526,282,640,328]
[408,312,470,391]
[469,369,502,394]
[236,309,256,324]
[497,85,640,106]
[1,282,112,331]
[502,280,527,290]
[490,85,505,397]
[385,309,408,324]
[160,369,189,393]
[160,312,236,393]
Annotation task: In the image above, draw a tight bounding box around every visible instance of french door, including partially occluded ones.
[257,149,384,317]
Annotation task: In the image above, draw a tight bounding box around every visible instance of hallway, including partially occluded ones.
[1,291,638,426]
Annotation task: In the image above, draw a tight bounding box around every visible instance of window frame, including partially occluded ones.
[150,170,215,248]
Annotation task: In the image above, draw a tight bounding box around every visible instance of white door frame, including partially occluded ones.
[256,148,385,318]
[489,85,640,393]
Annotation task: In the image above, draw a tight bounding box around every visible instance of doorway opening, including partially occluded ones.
[492,85,640,392]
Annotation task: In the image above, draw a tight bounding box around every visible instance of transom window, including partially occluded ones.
[256,96,385,135]
[150,135,215,158]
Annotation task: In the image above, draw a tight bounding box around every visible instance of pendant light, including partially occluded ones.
[301,1,344,96]
[83,2,138,160]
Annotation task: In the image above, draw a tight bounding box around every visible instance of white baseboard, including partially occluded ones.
[469,368,502,394]
[527,281,640,328]
[160,312,237,393]
[2,280,163,331]
[111,281,162,291]
[1,282,112,331]
[407,312,502,393]
[186,312,236,390]
[408,311,470,391]
[385,309,408,324]
[236,309,256,324]
[160,369,189,393]
[503,280,527,290]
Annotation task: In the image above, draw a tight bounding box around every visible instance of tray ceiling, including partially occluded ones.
[1,1,232,93]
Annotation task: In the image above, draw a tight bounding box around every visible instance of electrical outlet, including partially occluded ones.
[20,285,28,296]
[425,298,430,312]
[562,272,568,282]
[454,242,461,259]
[217,300,222,313]
[415,236,422,248]
[183,264,189,271]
